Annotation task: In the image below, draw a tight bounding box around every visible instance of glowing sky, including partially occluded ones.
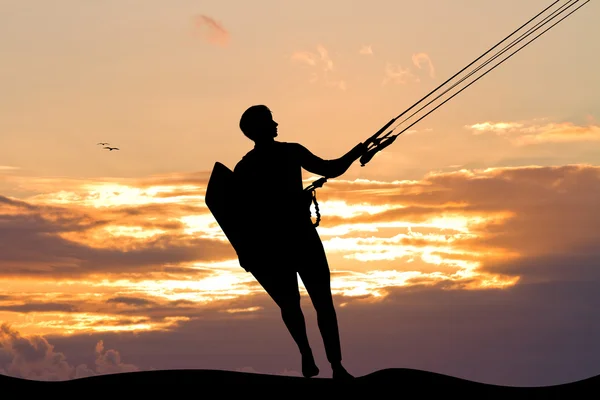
[0,0,599,385]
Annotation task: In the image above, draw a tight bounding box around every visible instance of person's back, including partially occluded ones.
[234,140,312,229]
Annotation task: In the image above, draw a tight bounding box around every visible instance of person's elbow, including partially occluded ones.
[324,166,348,179]
[309,159,353,179]
[325,170,344,179]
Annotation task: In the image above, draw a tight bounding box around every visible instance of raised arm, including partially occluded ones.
[296,142,367,179]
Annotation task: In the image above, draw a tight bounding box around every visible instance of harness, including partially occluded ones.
[303,177,327,227]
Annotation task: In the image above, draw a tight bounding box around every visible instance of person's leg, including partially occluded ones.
[298,230,353,379]
[250,267,319,377]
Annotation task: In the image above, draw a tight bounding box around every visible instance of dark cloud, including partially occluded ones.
[106,203,207,219]
[0,302,78,313]
[0,209,235,277]
[42,277,600,386]
[106,297,157,307]
[88,318,151,327]
[320,165,600,256]
[0,292,256,329]
[0,324,139,381]
[481,243,600,283]
[93,340,139,375]
[0,195,38,211]
[0,179,235,279]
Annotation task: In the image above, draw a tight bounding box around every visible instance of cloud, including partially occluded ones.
[359,45,373,55]
[291,51,318,67]
[0,302,78,313]
[0,203,232,278]
[2,164,599,385]
[3,165,599,285]
[0,186,235,279]
[383,52,436,85]
[45,277,600,386]
[316,45,334,71]
[93,339,139,375]
[106,296,158,307]
[193,15,230,47]
[291,45,333,71]
[0,324,138,381]
[412,53,435,78]
[2,158,595,385]
[326,80,347,90]
[312,164,600,283]
[382,63,420,85]
[465,119,600,145]
[1,164,598,339]
[291,45,346,90]
[345,279,600,386]
[468,122,526,133]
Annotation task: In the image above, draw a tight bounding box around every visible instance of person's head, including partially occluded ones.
[239,105,278,142]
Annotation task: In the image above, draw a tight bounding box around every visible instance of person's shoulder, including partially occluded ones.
[234,149,255,172]
[279,141,306,153]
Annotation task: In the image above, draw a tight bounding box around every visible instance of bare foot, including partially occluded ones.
[332,363,354,380]
[302,354,319,378]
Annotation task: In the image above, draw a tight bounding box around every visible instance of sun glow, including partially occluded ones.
[103,226,167,238]
[179,214,226,239]
[30,183,205,208]
[0,177,525,336]
[0,309,190,336]
[91,270,257,303]
[312,200,396,219]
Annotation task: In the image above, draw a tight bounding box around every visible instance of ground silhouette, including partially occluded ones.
[1,368,597,395]
[0,368,600,399]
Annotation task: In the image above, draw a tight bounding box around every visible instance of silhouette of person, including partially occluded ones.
[232,105,367,380]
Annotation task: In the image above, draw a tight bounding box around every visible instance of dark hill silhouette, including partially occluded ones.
[1,368,597,395]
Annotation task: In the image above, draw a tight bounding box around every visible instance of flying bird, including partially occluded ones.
[103,147,119,151]
[97,142,109,146]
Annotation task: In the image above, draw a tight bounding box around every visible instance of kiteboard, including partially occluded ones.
[205,162,248,259]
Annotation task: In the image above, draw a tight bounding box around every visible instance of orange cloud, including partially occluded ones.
[359,45,373,55]
[319,165,600,262]
[412,53,435,78]
[3,165,599,282]
[193,15,230,47]
[383,52,435,85]
[382,62,419,85]
[1,164,598,335]
[291,45,346,90]
[466,119,600,145]
[291,45,334,71]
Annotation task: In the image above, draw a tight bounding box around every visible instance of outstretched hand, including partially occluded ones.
[363,136,375,149]
[353,142,369,161]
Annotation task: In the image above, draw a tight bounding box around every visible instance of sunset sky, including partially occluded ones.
[1,0,599,385]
